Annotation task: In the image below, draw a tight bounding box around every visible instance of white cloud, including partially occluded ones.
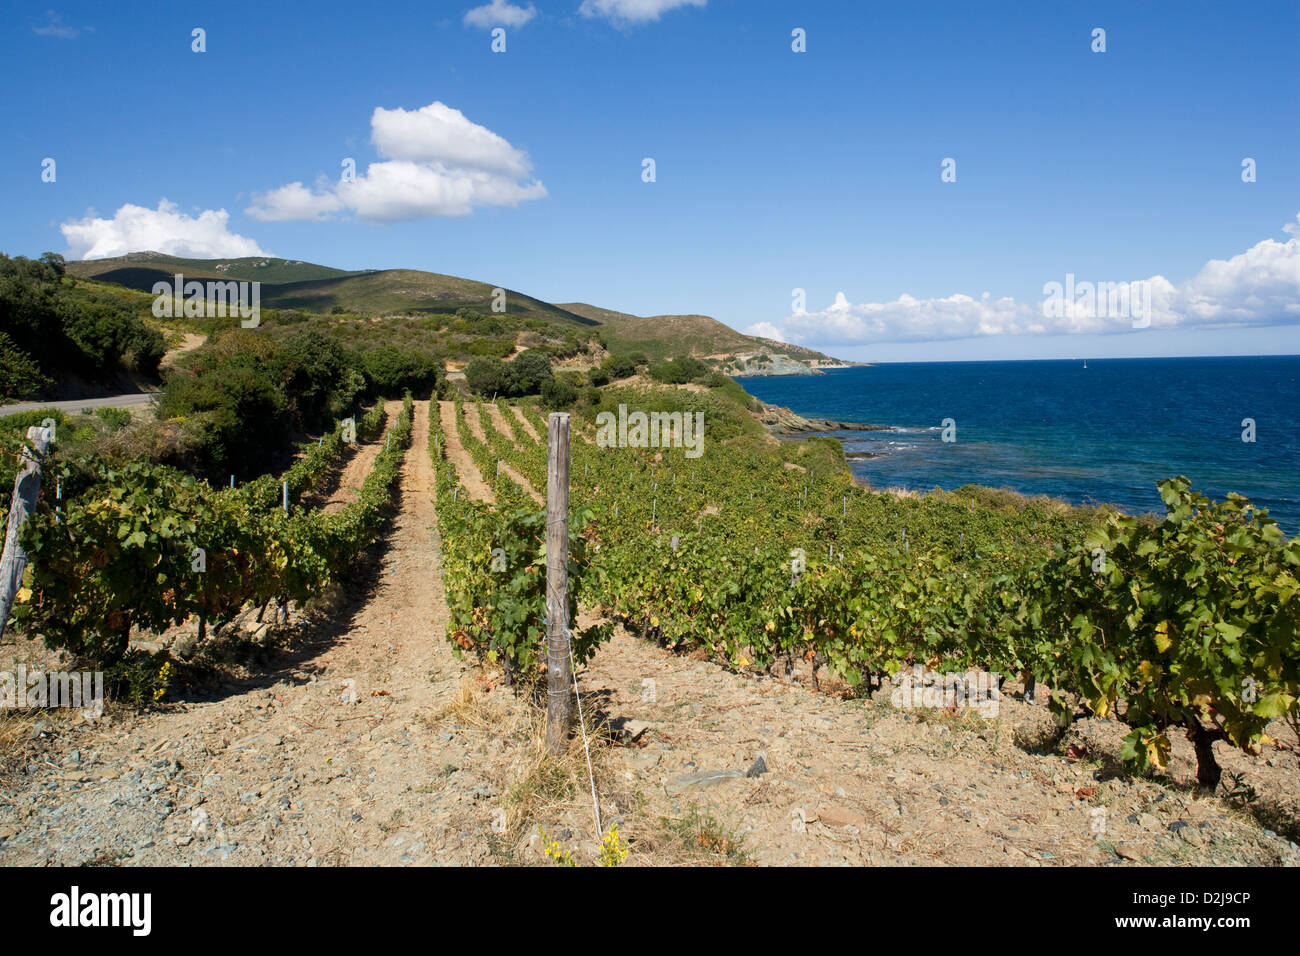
[336,160,546,221]
[60,199,268,260]
[246,101,546,224]
[464,0,538,28]
[32,11,87,39]
[578,0,705,25]
[370,103,531,177]
[243,182,344,222]
[760,214,1300,346]
[742,321,787,343]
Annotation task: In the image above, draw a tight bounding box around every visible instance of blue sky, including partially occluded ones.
[3,0,1297,361]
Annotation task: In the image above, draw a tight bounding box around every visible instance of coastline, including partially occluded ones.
[732,357,1300,528]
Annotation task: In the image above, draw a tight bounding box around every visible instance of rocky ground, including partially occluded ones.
[1,400,1297,867]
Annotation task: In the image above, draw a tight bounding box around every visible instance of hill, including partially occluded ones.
[67,254,595,326]
[268,269,594,325]
[65,253,847,371]
[561,303,850,374]
[66,251,367,286]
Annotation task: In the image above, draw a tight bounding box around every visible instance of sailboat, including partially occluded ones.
[1083,359,1088,368]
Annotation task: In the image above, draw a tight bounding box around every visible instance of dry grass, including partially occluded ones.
[502,697,616,846]
[432,673,502,730]
[0,711,41,761]
[642,803,752,866]
[911,705,997,733]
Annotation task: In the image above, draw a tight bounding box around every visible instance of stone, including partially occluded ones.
[624,751,660,772]
[664,769,743,796]
[172,632,202,660]
[818,805,866,828]
[621,720,650,742]
[746,754,769,778]
[1115,844,1143,861]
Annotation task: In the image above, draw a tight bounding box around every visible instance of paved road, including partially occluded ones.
[0,392,158,419]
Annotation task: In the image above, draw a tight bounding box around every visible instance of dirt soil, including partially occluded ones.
[509,406,540,444]
[436,401,493,504]
[478,404,541,503]
[482,403,517,444]
[318,403,393,514]
[1,400,1297,867]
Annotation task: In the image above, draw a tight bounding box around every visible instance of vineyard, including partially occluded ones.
[428,393,1300,792]
[9,396,412,678]
[1,387,1298,865]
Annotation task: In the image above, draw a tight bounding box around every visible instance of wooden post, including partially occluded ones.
[545,412,572,756]
[0,426,53,641]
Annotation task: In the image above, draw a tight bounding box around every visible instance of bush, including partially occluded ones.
[510,350,553,395]
[279,329,366,429]
[155,333,290,478]
[0,330,51,399]
[540,377,578,408]
[603,355,640,380]
[465,357,514,398]
[648,356,706,385]
[95,406,133,432]
[587,367,610,388]
[361,346,442,398]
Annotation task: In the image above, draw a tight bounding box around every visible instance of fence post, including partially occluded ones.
[0,426,53,640]
[545,412,572,756]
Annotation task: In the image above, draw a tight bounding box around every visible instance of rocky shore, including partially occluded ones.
[757,401,890,436]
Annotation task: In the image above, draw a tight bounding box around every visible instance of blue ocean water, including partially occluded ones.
[737,356,1300,530]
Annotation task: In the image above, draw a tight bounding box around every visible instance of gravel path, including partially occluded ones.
[0,401,502,865]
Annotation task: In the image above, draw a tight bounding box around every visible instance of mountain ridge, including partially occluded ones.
[66,252,851,373]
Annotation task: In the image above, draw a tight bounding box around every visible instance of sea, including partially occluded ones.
[736,356,1300,531]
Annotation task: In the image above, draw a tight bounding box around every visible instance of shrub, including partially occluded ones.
[540,377,578,408]
[95,406,133,432]
[648,356,705,384]
[361,346,442,398]
[602,355,640,380]
[510,350,553,395]
[465,357,514,398]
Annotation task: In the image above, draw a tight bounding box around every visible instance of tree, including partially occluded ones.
[603,354,639,380]
[541,377,577,408]
[649,355,707,384]
[510,350,553,395]
[362,346,442,398]
[279,330,363,428]
[465,357,513,397]
[0,330,51,399]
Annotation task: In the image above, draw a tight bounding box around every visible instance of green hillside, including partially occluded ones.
[557,302,639,324]
[61,253,846,369]
[267,269,595,325]
[563,304,847,369]
[68,254,596,326]
[66,252,366,286]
